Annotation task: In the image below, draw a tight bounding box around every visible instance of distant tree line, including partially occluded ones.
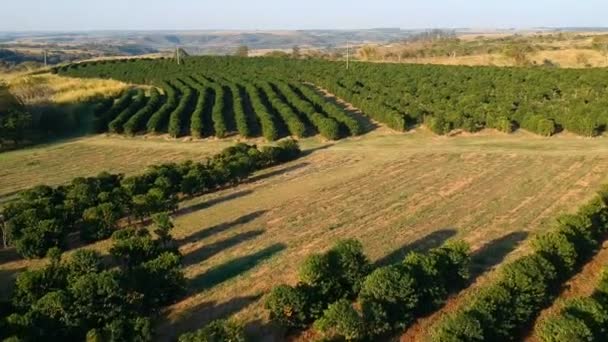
[1,141,301,259]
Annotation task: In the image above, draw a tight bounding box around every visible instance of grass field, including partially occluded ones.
[2,128,608,340]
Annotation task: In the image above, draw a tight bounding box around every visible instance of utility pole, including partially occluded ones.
[43,50,47,67]
[176,46,181,65]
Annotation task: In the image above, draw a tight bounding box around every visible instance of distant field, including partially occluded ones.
[1,129,608,339]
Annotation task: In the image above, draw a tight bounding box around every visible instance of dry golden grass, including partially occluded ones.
[5,73,128,105]
[2,130,608,340]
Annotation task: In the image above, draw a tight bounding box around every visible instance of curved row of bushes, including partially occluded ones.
[244,83,279,141]
[536,268,608,341]
[2,141,302,258]
[229,82,251,138]
[265,239,470,340]
[210,83,228,138]
[168,80,195,138]
[185,77,210,138]
[275,81,341,140]
[108,89,147,133]
[259,82,306,138]
[124,88,163,135]
[147,82,178,134]
[431,187,608,341]
[93,89,134,133]
[296,83,363,136]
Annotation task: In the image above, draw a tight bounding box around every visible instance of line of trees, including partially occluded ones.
[93,89,134,133]
[244,83,279,141]
[274,81,341,140]
[124,88,163,135]
[168,80,195,138]
[0,213,185,341]
[146,82,178,134]
[1,141,302,259]
[259,82,306,138]
[265,239,470,341]
[109,89,147,134]
[536,268,608,341]
[431,187,608,341]
[295,83,363,136]
[210,83,228,138]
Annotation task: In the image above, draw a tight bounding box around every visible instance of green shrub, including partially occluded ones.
[178,319,246,342]
[314,299,365,341]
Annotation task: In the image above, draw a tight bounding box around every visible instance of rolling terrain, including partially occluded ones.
[2,128,608,339]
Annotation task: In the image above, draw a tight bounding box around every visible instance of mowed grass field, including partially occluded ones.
[2,129,608,340]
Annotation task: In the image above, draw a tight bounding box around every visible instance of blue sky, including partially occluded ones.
[2,0,606,31]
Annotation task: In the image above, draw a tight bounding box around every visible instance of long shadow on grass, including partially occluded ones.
[374,229,458,267]
[247,163,309,183]
[175,190,254,217]
[470,231,529,279]
[189,243,286,292]
[161,294,262,340]
[183,230,266,267]
[177,210,268,246]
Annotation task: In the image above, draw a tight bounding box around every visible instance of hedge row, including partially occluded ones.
[245,83,278,141]
[147,82,178,134]
[186,78,210,138]
[210,83,228,138]
[168,80,194,138]
[537,268,608,341]
[124,88,163,135]
[431,188,608,341]
[90,97,114,132]
[275,82,340,140]
[93,89,133,133]
[229,83,251,138]
[2,141,302,258]
[297,83,363,136]
[108,89,146,133]
[265,239,470,341]
[259,82,306,138]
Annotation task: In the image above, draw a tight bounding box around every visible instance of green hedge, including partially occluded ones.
[431,188,608,342]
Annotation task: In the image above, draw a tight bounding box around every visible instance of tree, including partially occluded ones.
[178,320,246,342]
[264,284,310,329]
[235,45,249,57]
[152,212,174,248]
[314,299,365,341]
[359,265,419,335]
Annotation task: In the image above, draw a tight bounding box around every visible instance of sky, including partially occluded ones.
[1,0,607,31]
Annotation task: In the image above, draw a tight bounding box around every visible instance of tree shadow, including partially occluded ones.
[177,210,268,246]
[160,294,262,340]
[244,319,285,342]
[301,143,334,157]
[247,163,309,183]
[470,231,529,279]
[174,190,254,217]
[0,247,21,266]
[0,190,20,204]
[374,229,458,267]
[0,266,25,300]
[189,243,286,292]
[183,230,266,267]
